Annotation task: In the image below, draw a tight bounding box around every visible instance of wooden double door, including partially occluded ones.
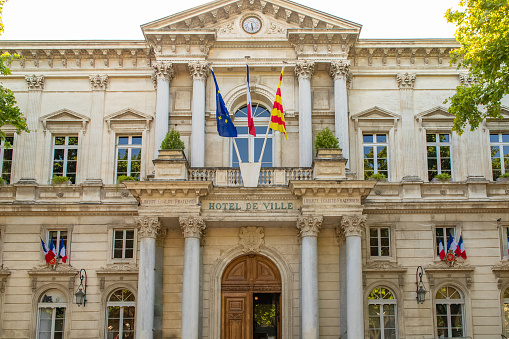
[221,255,282,339]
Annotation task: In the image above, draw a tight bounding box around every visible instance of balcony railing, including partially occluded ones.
[187,167,313,186]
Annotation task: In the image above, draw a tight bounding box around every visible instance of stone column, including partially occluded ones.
[85,75,108,183]
[341,214,367,339]
[330,60,351,165]
[180,216,206,339]
[153,62,174,159]
[188,62,210,167]
[295,61,315,168]
[335,226,347,339]
[19,75,44,182]
[397,73,417,179]
[135,216,162,339]
[297,216,322,339]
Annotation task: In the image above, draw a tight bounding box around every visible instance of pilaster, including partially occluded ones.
[153,62,174,160]
[188,62,210,167]
[329,60,351,165]
[86,75,108,183]
[295,61,315,167]
[397,73,418,180]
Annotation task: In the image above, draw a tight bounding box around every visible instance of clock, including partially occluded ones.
[242,17,262,34]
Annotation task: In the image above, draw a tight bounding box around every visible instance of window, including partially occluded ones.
[231,104,273,167]
[502,227,509,258]
[363,134,388,179]
[490,133,509,180]
[106,289,135,339]
[435,226,455,257]
[52,136,78,184]
[426,133,451,181]
[37,289,66,339]
[113,230,134,259]
[503,287,509,338]
[370,227,390,257]
[48,230,67,263]
[0,137,13,183]
[368,287,397,339]
[116,136,142,180]
[436,286,464,337]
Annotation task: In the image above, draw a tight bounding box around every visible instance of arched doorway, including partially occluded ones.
[221,254,282,339]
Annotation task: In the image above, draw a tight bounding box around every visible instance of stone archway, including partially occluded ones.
[221,254,282,339]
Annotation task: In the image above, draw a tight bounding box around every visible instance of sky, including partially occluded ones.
[1,0,459,41]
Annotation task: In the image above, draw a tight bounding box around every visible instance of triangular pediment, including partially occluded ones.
[40,109,90,134]
[104,108,153,132]
[415,106,455,122]
[351,106,400,121]
[142,0,361,41]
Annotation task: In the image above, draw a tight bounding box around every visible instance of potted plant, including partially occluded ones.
[497,172,509,182]
[314,127,342,158]
[367,173,387,181]
[158,128,186,160]
[51,175,71,186]
[432,173,452,183]
[116,175,139,190]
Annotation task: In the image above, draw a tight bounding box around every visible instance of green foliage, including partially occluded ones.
[314,127,339,151]
[51,175,71,184]
[367,173,387,180]
[116,175,139,183]
[160,128,185,150]
[435,173,452,181]
[445,0,509,134]
[0,177,5,186]
[500,172,509,178]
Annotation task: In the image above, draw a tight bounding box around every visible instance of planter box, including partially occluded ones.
[153,149,189,180]
[432,177,452,183]
[497,177,509,182]
[315,148,343,159]
[157,149,186,160]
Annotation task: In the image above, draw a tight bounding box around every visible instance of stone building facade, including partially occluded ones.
[0,0,509,338]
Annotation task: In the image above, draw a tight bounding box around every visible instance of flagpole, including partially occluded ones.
[232,138,242,164]
[245,56,252,163]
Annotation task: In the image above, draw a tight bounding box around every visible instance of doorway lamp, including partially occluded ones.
[416,266,427,304]
[75,269,87,307]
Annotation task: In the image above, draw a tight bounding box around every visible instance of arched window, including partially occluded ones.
[503,287,509,337]
[436,286,464,337]
[231,104,273,167]
[106,289,135,339]
[368,287,397,339]
[37,289,66,339]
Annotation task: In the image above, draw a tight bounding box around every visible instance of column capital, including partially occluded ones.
[89,75,108,90]
[341,214,366,237]
[152,61,175,81]
[180,216,206,239]
[297,216,322,237]
[188,61,210,80]
[135,216,162,239]
[329,60,351,80]
[295,60,315,80]
[396,73,416,89]
[25,75,44,90]
[459,73,476,86]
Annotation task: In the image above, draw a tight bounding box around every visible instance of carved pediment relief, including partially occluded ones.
[425,262,475,289]
[97,264,139,275]
[416,106,454,130]
[40,109,90,134]
[485,106,509,130]
[104,108,153,132]
[351,106,400,130]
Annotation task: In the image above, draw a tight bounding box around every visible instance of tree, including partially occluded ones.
[445,0,509,134]
[0,0,30,145]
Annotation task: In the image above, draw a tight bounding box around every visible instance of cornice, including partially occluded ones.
[97,264,139,275]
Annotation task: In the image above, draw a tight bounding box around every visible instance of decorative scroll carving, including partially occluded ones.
[266,22,286,34]
[396,73,416,89]
[218,22,235,35]
[89,75,108,90]
[25,75,44,90]
[135,216,161,239]
[295,61,315,80]
[297,216,322,237]
[152,61,174,81]
[335,225,346,244]
[180,216,206,239]
[459,73,476,86]
[239,227,265,253]
[329,60,351,80]
[341,214,366,237]
[188,61,210,80]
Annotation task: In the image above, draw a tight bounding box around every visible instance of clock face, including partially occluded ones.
[243,17,262,34]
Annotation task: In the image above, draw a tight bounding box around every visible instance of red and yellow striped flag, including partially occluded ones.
[269,66,287,139]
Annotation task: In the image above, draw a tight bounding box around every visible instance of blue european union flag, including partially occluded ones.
[211,70,237,137]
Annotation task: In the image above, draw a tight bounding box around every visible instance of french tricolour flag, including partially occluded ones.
[456,235,467,259]
[40,238,56,264]
[448,234,458,254]
[438,237,446,260]
[246,65,256,137]
[59,238,67,263]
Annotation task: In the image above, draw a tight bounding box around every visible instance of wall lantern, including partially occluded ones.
[416,266,427,304]
[75,269,87,307]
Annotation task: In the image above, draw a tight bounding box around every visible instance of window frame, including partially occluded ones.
[426,132,452,181]
[40,225,73,266]
[51,135,79,184]
[490,132,509,180]
[500,224,509,260]
[107,225,137,265]
[34,288,70,339]
[105,289,136,339]
[362,133,389,180]
[367,286,398,339]
[434,285,465,338]
[115,135,143,180]
[113,229,135,260]
[502,285,509,338]
[433,224,460,260]
[369,226,391,258]
[0,136,14,184]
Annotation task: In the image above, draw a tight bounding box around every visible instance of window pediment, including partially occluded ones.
[416,106,454,130]
[351,106,400,130]
[40,109,90,135]
[485,106,509,130]
[104,108,153,133]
